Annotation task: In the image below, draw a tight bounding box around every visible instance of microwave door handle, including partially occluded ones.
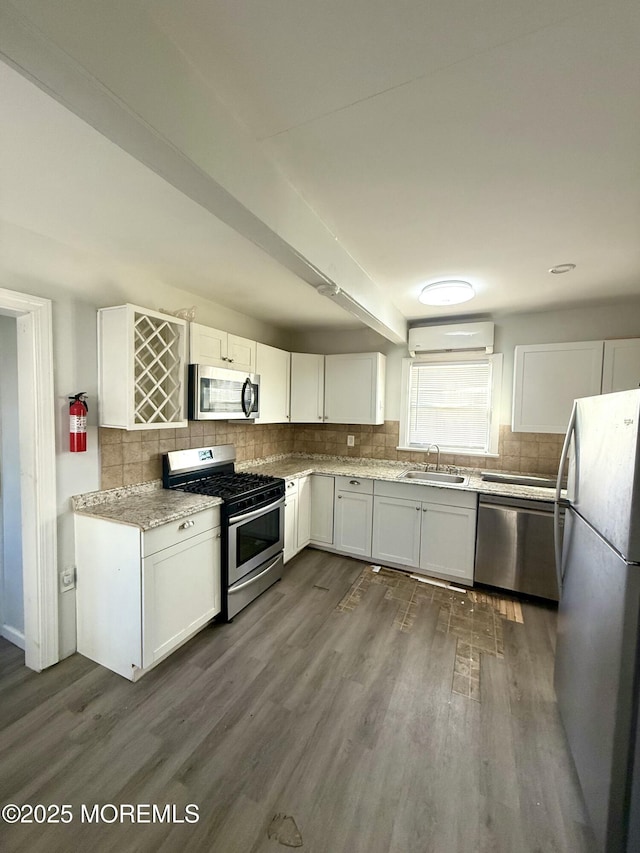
[241,378,251,417]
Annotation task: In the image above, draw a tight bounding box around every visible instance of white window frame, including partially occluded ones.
[399,351,503,456]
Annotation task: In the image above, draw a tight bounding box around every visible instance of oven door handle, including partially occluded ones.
[229,554,282,592]
[229,496,285,526]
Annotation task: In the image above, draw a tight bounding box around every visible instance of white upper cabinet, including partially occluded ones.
[189,322,256,373]
[290,353,325,422]
[602,339,640,393]
[254,343,290,424]
[291,352,386,425]
[324,352,386,425]
[512,341,604,434]
[98,304,188,430]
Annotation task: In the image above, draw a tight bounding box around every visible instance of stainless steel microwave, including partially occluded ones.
[188,364,260,420]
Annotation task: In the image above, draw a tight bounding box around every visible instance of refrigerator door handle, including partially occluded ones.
[555,400,577,595]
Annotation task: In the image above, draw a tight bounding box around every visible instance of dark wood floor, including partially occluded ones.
[0,549,595,853]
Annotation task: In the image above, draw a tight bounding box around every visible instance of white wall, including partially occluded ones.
[0,314,24,645]
[0,222,291,659]
[290,298,640,423]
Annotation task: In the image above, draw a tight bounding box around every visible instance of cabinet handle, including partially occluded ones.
[349,480,360,485]
[337,495,342,499]
[318,415,322,420]
[416,506,421,511]
[179,519,195,530]
[228,358,234,363]
[422,508,427,513]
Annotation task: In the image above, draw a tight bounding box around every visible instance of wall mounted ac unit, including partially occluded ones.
[408,322,494,355]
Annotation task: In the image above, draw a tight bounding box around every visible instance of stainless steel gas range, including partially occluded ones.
[163,445,285,620]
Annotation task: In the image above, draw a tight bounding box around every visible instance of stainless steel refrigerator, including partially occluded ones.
[554,388,640,853]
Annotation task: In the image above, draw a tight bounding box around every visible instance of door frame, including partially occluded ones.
[0,287,58,670]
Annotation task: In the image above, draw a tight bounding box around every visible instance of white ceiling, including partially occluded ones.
[0,61,354,330]
[2,0,640,331]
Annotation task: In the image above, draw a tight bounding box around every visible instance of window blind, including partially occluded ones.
[407,359,493,452]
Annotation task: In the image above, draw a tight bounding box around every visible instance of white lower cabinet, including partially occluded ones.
[310,474,335,545]
[334,476,374,558]
[297,475,311,552]
[284,475,313,563]
[372,481,477,584]
[372,495,422,568]
[76,507,221,680]
[284,479,299,564]
[418,502,476,583]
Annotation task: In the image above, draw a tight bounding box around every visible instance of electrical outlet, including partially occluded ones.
[59,566,76,592]
[347,434,355,447]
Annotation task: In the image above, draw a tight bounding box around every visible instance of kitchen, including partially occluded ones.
[1,2,640,851]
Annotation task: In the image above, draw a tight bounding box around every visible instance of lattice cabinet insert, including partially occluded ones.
[98,304,188,429]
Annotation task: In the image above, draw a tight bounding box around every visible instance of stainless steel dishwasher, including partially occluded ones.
[474,494,562,601]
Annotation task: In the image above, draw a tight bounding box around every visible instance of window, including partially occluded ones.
[400,353,503,455]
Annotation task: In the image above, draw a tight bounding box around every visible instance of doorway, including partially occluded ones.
[0,315,24,649]
[0,288,58,671]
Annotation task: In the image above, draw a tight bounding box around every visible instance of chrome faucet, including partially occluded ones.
[426,443,441,471]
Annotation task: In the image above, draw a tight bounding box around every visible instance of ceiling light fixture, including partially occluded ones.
[419,280,475,306]
[549,263,576,274]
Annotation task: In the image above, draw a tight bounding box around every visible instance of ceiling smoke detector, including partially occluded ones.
[419,280,475,306]
[549,263,576,274]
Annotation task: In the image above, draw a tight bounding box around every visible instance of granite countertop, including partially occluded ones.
[72,481,223,531]
[73,453,561,532]
[240,454,562,502]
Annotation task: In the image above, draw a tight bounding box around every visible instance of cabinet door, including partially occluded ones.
[372,496,421,568]
[254,343,291,424]
[290,353,325,422]
[227,334,257,373]
[310,474,335,545]
[142,528,221,667]
[297,475,312,552]
[602,339,640,393]
[512,341,604,433]
[284,491,298,563]
[98,304,187,429]
[324,353,385,425]
[419,504,476,584]
[189,322,227,366]
[334,491,373,558]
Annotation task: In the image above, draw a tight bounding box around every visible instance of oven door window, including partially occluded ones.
[236,507,281,567]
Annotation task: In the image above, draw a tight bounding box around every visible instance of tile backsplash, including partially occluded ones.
[98,422,294,489]
[99,421,562,489]
[291,422,563,475]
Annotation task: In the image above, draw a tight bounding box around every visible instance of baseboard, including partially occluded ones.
[1,624,25,650]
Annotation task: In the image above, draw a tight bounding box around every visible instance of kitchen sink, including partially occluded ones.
[399,470,468,485]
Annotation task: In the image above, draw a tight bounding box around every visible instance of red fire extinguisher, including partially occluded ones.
[69,393,88,453]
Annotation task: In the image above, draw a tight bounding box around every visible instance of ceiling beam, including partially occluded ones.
[0,1,407,344]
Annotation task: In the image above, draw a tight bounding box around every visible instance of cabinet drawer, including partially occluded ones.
[335,475,374,494]
[143,507,220,557]
[284,478,299,496]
